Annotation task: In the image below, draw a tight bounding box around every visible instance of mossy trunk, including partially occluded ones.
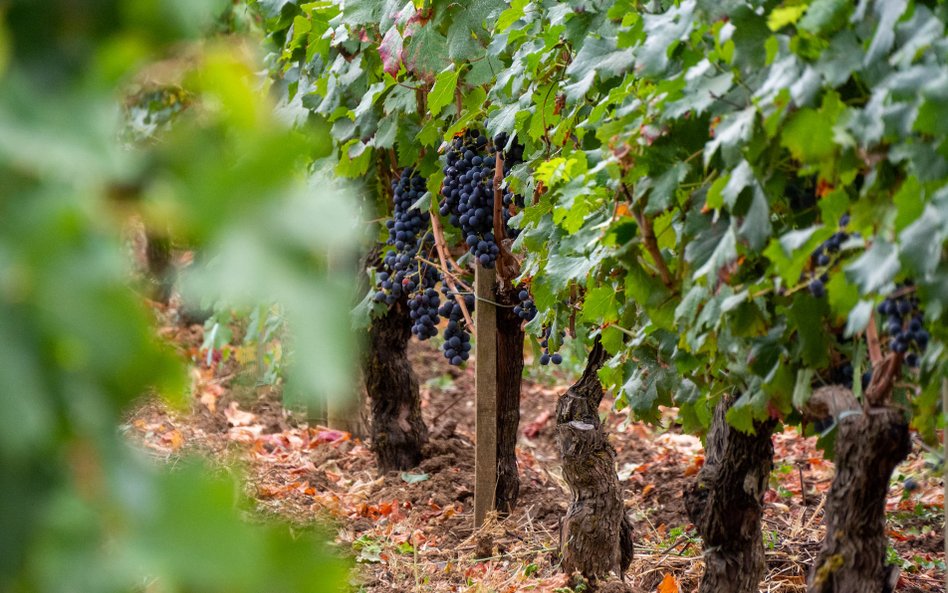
[495,284,523,513]
[556,339,633,581]
[363,298,428,472]
[684,395,775,593]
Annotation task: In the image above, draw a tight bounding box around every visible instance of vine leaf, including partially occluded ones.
[427,67,459,117]
[379,28,404,77]
[845,239,899,294]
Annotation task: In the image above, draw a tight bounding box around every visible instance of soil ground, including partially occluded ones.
[128,303,946,593]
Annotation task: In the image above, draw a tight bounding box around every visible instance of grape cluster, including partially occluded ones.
[513,288,537,322]
[408,284,441,340]
[878,285,929,368]
[808,216,851,298]
[373,168,441,341]
[538,327,563,366]
[438,290,475,366]
[440,130,501,268]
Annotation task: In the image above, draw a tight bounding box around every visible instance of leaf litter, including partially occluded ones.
[127,302,945,593]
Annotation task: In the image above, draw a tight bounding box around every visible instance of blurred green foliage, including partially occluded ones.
[0,1,354,591]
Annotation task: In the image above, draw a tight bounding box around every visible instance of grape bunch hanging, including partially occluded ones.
[877,284,929,368]
[439,130,508,268]
[373,167,441,340]
[438,289,475,365]
[538,327,563,366]
[807,215,851,298]
[494,132,526,212]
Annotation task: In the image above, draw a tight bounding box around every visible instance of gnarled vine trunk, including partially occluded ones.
[363,298,428,472]
[807,374,910,593]
[556,339,633,581]
[494,284,523,513]
[684,395,775,593]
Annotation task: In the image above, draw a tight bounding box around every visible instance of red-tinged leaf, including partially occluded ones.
[657,573,680,593]
[379,28,403,77]
[641,483,656,497]
[313,428,349,444]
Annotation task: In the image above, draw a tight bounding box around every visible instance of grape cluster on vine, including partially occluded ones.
[438,290,475,365]
[807,215,851,298]
[513,288,537,322]
[440,130,505,268]
[373,168,442,340]
[878,284,929,368]
[538,327,563,366]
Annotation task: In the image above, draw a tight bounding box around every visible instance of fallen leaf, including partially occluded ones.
[224,401,256,427]
[657,573,679,593]
[523,410,552,439]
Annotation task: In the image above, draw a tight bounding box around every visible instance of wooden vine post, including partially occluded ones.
[473,264,498,528]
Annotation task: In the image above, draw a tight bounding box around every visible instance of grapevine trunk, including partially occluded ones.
[363,298,428,472]
[684,395,775,593]
[495,284,523,512]
[555,339,633,581]
[808,405,910,593]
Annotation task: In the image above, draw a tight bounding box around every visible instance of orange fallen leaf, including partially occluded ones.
[161,429,184,451]
[641,483,656,497]
[657,573,679,593]
[683,455,705,477]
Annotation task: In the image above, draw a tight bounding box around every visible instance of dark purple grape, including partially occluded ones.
[808,278,825,298]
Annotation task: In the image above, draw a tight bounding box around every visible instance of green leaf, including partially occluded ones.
[495,0,528,32]
[899,201,946,277]
[844,239,899,295]
[792,368,815,410]
[427,66,460,117]
[581,285,619,324]
[566,36,635,81]
[844,299,874,337]
[788,294,830,367]
[799,0,850,36]
[781,107,838,163]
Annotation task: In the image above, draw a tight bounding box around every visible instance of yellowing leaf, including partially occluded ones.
[768,5,809,31]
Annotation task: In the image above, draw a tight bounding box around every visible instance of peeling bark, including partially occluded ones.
[685,396,775,593]
[556,340,633,581]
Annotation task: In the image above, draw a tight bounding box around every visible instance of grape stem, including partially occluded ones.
[620,182,674,288]
[415,255,473,293]
[866,315,883,366]
[429,208,476,337]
